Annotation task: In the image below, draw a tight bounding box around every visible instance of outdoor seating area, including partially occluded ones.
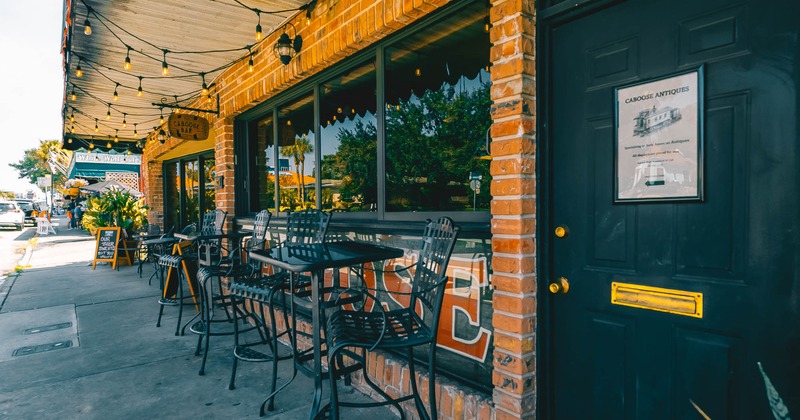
[85,209,460,419]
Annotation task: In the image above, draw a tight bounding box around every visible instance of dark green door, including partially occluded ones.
[546,0,799,418]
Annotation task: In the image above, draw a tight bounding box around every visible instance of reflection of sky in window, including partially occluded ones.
[286,69,488,177]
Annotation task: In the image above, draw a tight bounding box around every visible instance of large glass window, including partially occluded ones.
[163,153,215,231]
[278,92,315,212]
[238,1,491,220]
[385,8,492,212]
[319,60,378,213]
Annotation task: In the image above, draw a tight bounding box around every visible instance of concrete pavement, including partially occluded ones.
[0,219,395,419]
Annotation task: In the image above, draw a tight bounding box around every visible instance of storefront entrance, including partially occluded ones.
[544,0,799,418]
[163,153,216,231]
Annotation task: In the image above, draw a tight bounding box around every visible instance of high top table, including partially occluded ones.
[249,241,404,419]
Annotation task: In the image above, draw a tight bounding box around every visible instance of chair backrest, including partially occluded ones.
[200,209,227,236]
[410,217,459,327]
[147,224,161,235]
[285,209,331,245]
[250,210,272,251]
[180,223,197,236]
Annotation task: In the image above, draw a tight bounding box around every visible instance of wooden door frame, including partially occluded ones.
[536,1,624,417]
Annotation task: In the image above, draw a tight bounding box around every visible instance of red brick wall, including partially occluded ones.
[489,0,537,419]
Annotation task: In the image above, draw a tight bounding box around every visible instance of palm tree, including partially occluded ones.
[281,136,313,206]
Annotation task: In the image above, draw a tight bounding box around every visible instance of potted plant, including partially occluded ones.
[82,189,149,237]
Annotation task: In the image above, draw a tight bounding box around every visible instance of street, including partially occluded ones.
[0,226,34,279]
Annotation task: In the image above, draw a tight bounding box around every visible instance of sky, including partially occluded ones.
[0,1,63,196]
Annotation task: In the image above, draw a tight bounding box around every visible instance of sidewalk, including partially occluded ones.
[0,223,393,419]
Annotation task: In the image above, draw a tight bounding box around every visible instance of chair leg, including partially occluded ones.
[427,344,439,420]
[327,346,342,420]
[156,304,164,327]
[228,294,242,390]
[175,277,184,336]
[362,355,405,419]
[407,348,428,420]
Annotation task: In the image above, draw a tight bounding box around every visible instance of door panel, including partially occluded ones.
[546,0,799,418]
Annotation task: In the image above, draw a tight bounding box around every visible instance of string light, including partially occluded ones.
[249,52,254,73]
[124,47,132,70]
[106,104,112,120]
[200,73,208,96]
[89,143,95,149]
[159,109,164,124]
[68,137,73,143]
[70,85,77,101]
[113,83,119,101]
[161,50,169,76]
[83,11,92,35]
[122,113,127,127]
[137,76,143,97]
[133,123,137,136]
[70,109,75,122]
[94,119,99,132]
[76,60,83,77]
[255,14,262,41]
[114,130,119,142]
[107,141,112,149]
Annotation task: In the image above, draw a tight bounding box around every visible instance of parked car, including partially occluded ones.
[14,199,41,226]
[0,201,25,230]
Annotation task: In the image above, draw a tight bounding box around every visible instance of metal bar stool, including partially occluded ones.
[155,253,193,336]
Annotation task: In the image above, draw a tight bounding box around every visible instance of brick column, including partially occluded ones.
[214,117,235,216]
[144,161,164,229]
[489,0,537,419]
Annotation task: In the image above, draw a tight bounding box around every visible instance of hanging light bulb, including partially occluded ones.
[89,142,95,149]
[161,51,169,76]
[76,61,83,77]
[306,9,311,26]
[70,85,77,101]
[415,68,422,77]
[249,52,254,73]
[255,14,262,41]
[159,109,164,125]
[137,76,143,97]
[107,141,112,149]
[70,109,75,122]
[122,113,127,127]
[68,137,73,143]
[127,150,131,156]
[94,118,99,132]
[106,105,111,120]
[124,47,132,70]
[83,16,92,35]
[200,73,208,96]
[113,83,119,101]
[133,123,138,136]
[114,130,119,142]
[70,125,75,134]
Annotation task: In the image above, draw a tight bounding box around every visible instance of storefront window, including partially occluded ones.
[203,157,216,215]
[384,8,492,212]
[163,153,215,231]
[250,115,275,213]
[319,60,378,213]
[277,92,315,212]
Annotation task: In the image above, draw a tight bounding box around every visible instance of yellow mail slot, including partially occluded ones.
[611,282,703,318]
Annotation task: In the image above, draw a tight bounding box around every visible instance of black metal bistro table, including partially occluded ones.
[249,241,404,419]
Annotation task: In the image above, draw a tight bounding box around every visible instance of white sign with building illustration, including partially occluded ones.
[615,68,702,202]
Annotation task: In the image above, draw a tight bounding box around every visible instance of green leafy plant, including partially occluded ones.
[82,190,149,235]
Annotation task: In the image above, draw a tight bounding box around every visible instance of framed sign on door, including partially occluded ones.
[614,67,704,202]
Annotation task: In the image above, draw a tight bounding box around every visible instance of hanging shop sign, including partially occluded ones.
[168,114,210,140]
[614,67,704,202]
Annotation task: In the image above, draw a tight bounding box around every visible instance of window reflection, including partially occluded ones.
[320,60,377,212]
[278,92,315,212]
[251,115,276,213]
[385,5,491,212]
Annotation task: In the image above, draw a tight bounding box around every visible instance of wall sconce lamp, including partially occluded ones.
[273,23,302,65]
[157,129,167,144]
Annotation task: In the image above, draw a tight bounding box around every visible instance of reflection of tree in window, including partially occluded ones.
[324,121,377,211]
[385,83,491,211]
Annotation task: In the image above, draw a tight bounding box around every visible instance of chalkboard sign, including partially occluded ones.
[93,227,121,269]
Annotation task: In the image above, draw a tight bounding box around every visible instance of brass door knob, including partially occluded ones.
[554,226,569,238]
[549,277,570,294]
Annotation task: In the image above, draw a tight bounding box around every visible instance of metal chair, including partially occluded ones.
[190,210,272,376]
[324,217,459,420]
[155,253,194,336]
[227,209,331,413]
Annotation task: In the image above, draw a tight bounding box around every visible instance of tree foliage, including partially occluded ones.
[9,140,66,189]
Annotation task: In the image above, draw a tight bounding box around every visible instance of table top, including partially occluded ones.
[141,236,178,246]
[174,231,251,241]
[249,241,404,273]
